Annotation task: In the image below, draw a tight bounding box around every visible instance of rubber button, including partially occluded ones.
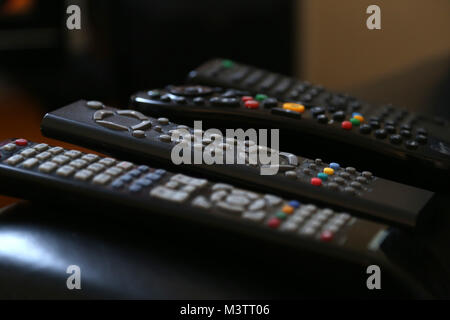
[375,129,387,139]
[222,59,234,68]
[320,230,334,242]
[329,162,340,170]
[350,118,361,126]
[276,211,288,220]
[333,111,345,121]
[317,114,328,124]
[359,124,372,134]
[282,205,294,214]
[15,139,28,146]
[282,103,305,113]
[317,173,328,181]
[341,121,352,130]
[288,200,300,208]
[323,167,334,175]
[255,94,268,101]
[405,140,419,150]
[389,134,402,144]
[241,96,254,102]
[353,115,364,122]
[416,134,428,144]
[267,218,281,228]
[245,100,260,109]
[311,178,322,186]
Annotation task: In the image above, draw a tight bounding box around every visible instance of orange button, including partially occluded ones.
[282,103,305,113]
[353,115,364,122]
[282,205,294,214]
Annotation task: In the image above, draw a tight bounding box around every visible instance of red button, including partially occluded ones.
[241,96,254,102]
[310,177,322,186]
[341,121,352,130]
[320,230,334,242]
[245,100,259,109]
[15,139,28,146]
[267,218,281,229]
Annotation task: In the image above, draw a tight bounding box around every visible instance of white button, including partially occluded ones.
[52,155,70,165]
[81,154,99,163]
[105,167,123,177]
[92,173,111,185]
[22,158,38,169]
[87,163,105,173]
[150,186,188,203]
[69,159,87,169]
[39,161,57,173]
[165,181,179,189]
[20,148,37,158]
[6,155,24,165]
[74,169,93,181]
[263,194,282,206]
[116,161,133,171]
[181,185,196,193]
[191,196,211,209]
[56,165,75,177]
[242,211,266,222]
[48,147,64,155]
[281,221,299,231]
[33,144,49,152]
[99,157,116,167]
[36,151,51,161]
[1,143,16,152]
[64,150,82,159]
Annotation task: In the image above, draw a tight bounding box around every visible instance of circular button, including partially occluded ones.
[241,96,254,102]
[401,124,412,131]
[323,167,334,175]
[375,129,387,139]
[267,218,281,228]
[333,111,345,121]
[345,167,356,174]
[369,120,380,129]
[245,100,260,109]
[15,139,28,146]
[329,162,340,170]
[362,171,373,178]
[255,94,268,101]
[311,106,325,117]
[282,205,294,214]
[317,173,328,181]
[276,211,288,220]
[317,114,328,124]
[416,134,428,144]
[86,100,104,109]
[350,118,361,126]
[405,140,419,150]
[334,177,345,184]
[341,121,352,130]
[385,125,396,134]
[359,124,372,134]
[389,134,403,144]
[400,129,412,138]
[288,200,300,208]
[327,182,338,190]
[311,178,322,186]
[222,59,234,68]
[320,230,334,242]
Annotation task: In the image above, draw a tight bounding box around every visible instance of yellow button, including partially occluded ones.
[282,103,305,113]
[353,115,364,122]
[282,205,294,214]
[323,167,334,175]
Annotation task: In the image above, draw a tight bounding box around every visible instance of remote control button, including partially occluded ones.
[338,171,351,179]
[157,118,169,125]
[48,147,64,155]
[129,184,143,192]
[288,200,300,208]
[350,118,360,126]
[86,101,104,109]
[155,169,166,176]
[271,108,301,119]
[129,169,141,177]
[264,194,282,206]
[191,196,212,209]
[105,167,123,177]
[74,169,94,181]
[93,110,114,121]
[352,114,364,122]
[333,177,345,184]
[20,148,36,158]
[211,190,227,202]
[282,205,294,214]
[310,177,322,186]
[33,143,49,152]
[242,211,266,222]
[119,174,133,182]
[226,195,250,206]
[193,97,205,105]
[69,159,87,169]
[96,120,128,131]
[282,103,305,113]
[15,139,28,147]
[317,114,328,124]
[222,59,233,68]
[345,167,356,174]
[150,186,189,203]
[36,152,51,161]
[216,201,243,213]
[212,183,233,191]
[81,154,98,163]
[64,150,82,159]
[131,120,152,131]
[111,180,124,189]
[248,199,266,211]
[262,98,278,108]
[400,129,412,138]
[329,162,340,170]
[389,134,402,144]
[52,155,70,165]
[255,94,268,101]
[138,165,149,173]
[311,106,325,117]
[384,125,396,134]
[99,157,116,167]
[359,124,372,134]
[160,94,171,102]
[145,173,162,181]
[333,111,345,121]
[135,178,152,187]
[56,165,75,177]
[22,158,38,169]
[344,187,356,195]
[1,143,16,152]
[416,128,428,136]
[375,129,387,139]
[244,100,259,109]
[323,167,334,175]
[350,181,362,189]
[341,121,352,130]
[362,171,373,178]
[267,218,281,229]
[317,173,328,181]
[405,140,419,150]
[159,134,171,143]
[320,230,334,242]
[275,211,288,220]
[299,226,316,236]
[369,120,380,129]
[92,173,112,185]
[285,171,297,178]
[356,176,368,184]
[171,96,187,104]
[87,163,105,173]
[416,134,428,144]
[38,161,57,173]
[327,182,339,190]
[132,130,146,138]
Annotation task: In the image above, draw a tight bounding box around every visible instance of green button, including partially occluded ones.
[350,118,361,126]
[255,94,268,101]
[317,172,328,181]
[275,211,287,220]
[222,59,234,68]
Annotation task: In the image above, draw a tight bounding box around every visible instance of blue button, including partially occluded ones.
[329,162,340,170]
[120,174,133,182]
[129,184,142,192]
[352,112,362,117]
[288,200,300,208]
[138,165,150,172]
[136,178,152,187]
[111,180,124,188]
[129,169,141,177]
[146,173,162,181]
[155,169,166,176]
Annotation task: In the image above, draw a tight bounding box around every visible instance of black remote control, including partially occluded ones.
[183,58,450,187]
[0,138,392,264]
[40,100,435,227]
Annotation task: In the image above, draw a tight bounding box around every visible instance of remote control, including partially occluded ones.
[40,100,435,227]
[0,138,392,263]
[183,58,450,185]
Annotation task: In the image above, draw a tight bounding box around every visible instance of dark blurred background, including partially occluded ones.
[0,0,449,206]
